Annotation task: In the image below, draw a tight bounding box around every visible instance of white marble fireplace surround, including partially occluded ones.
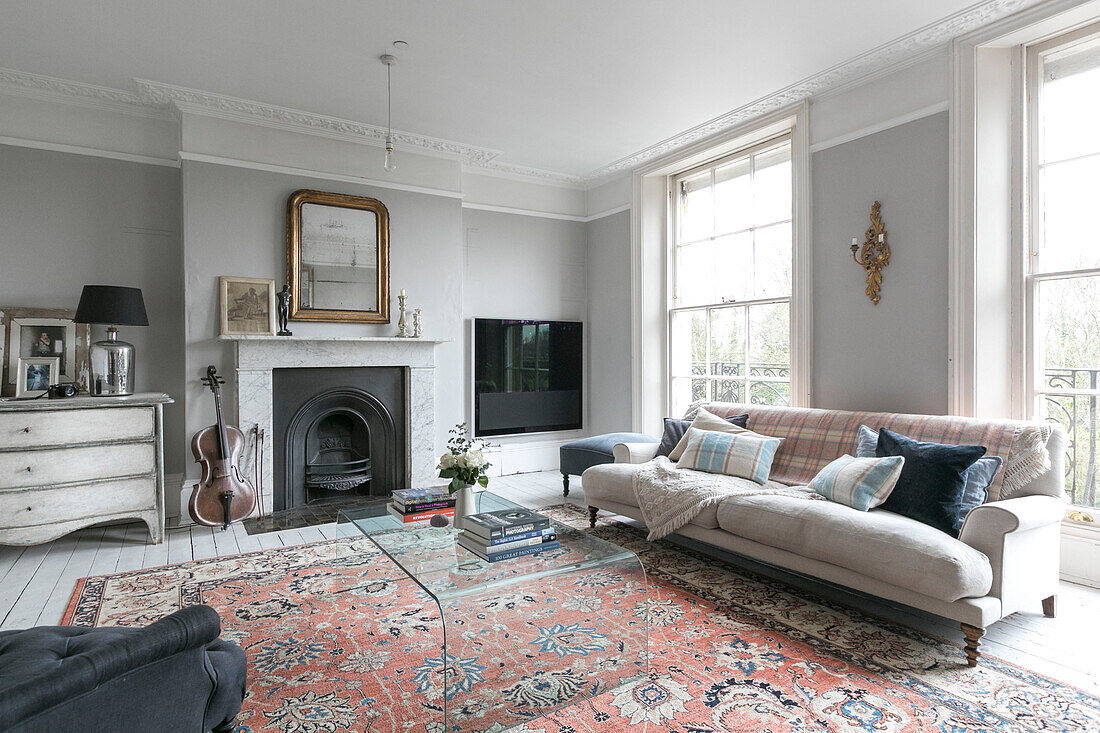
[223,335,449,513]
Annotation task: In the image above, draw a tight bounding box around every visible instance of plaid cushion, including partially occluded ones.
[809,454,905,511]
[677,427,781,483]
[688,402,1036,501]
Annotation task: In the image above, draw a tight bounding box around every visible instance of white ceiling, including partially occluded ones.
[0,1,987,177]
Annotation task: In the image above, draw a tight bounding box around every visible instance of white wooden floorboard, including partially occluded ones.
[0,542,52,626]
[254,529,285,551]
[4,532,81,628]
[190,525,218,561]
[231,522,264,554]
[141,525,171,570]
[296,526,327,544]
[0,545,25,585]
[37,526,106,626]
[210,526,240,558]
[166,526,194,565]
[112,522,150,574]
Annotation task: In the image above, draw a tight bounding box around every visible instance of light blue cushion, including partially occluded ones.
[677,427,780,484]
[810,453,905,511]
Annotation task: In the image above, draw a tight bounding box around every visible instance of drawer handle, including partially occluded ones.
[22,427,30,433]
[25,466,32,472]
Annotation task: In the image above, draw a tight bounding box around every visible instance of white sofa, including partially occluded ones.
[582,403,1067,666]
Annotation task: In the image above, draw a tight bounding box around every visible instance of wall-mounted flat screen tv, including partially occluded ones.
[473,318,582,437]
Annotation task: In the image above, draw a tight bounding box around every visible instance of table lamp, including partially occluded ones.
[74,285,149,395]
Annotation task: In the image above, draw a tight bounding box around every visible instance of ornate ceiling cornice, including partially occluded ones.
[0,0,1048,186]
[0,68,170,119]
[133,79,504,166]
[582,0,1041,181]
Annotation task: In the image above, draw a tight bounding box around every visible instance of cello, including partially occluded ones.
[189,365,258,528]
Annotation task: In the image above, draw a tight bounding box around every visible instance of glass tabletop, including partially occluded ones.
[336,490,639,601]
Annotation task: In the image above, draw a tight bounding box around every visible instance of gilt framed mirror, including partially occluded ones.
[286,189,390,323]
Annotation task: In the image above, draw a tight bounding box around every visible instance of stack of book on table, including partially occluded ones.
[457,508,559,562]
[387,488,456,523]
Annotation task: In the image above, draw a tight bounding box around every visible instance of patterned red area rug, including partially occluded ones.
[64,505,1099,732]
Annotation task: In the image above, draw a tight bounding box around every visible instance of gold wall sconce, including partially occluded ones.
[850,201,890,305]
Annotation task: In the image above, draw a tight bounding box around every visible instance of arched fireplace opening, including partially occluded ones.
[273,367,406,511]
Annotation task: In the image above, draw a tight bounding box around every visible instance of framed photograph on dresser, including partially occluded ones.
[15,356,59,398]
[1,307,90,396]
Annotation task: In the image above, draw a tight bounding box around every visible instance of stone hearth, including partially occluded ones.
[223,335,447,514]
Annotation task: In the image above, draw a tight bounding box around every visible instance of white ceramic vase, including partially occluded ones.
[453,484,476,529]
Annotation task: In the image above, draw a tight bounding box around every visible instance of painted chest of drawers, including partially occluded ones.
[0,393,172,545]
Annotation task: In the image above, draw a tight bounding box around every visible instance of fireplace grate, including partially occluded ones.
[305,446,372,492]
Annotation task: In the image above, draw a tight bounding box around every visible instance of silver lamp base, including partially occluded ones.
[89,327,134,396]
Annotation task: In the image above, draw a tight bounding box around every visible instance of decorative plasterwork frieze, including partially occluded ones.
[0,68,172,119]
[133,78,504,166]
[0,0,1048,186]
[583,0,1042,181]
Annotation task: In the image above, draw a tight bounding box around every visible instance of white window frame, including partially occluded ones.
[630,102,811,433]
[1024,22,1100,514]
[950,1,1100,584]
[667,134,795,413]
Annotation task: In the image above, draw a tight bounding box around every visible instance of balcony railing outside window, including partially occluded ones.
[1043,367,1099,509]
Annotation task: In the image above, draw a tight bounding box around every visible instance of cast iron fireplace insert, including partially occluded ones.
[272,366,407,512]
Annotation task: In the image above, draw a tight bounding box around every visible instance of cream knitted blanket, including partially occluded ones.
[632,456,823,541]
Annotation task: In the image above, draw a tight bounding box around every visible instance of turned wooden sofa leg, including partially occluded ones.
[1042,594,1057,618]
[562,473,570,497]
[588,506,599,528]
[961,623,985,667]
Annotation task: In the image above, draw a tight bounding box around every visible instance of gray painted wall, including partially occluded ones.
[180,161,464,502]
[462,208,587,438]
[586,210,633,433]
[812,112,950,414]
[0,144,185,472]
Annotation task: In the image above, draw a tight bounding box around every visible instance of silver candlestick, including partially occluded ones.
[412,308,422,338]
[397,293,411,337]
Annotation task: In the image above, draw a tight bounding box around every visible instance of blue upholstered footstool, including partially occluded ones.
[559,432,659,496]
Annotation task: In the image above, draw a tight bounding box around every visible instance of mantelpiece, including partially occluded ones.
[220,335,450,514]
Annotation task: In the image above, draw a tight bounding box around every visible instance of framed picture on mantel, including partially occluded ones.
[286,189,390,324]
[219,276,277,336]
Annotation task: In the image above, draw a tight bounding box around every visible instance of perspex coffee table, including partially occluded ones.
[334,491,648,732]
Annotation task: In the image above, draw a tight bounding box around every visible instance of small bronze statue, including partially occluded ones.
[276,283,293,336]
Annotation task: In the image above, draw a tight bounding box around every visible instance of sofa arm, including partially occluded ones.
[0,605,224,731]
[959,495,1065,616]
[613,442,660,464]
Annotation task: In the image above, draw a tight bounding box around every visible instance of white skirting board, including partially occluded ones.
[483,437,577,477]
[1060,523,1100,589]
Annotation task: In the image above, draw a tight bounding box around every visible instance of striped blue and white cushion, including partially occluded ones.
[809,454,905,511]
[677,427,781,484]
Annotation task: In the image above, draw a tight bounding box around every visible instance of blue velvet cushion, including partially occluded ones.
[873,428,987,537]
[656,414,748,458]
[857,425,1001,534]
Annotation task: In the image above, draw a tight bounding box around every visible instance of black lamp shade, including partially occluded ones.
[74,285,149,326]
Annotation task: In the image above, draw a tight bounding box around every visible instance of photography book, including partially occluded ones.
[462,509,551,540]
[459,538,561,562]
[466,526,556,547]
[458,530,557,554]
[392,488,455,513]
[386,503,455,523]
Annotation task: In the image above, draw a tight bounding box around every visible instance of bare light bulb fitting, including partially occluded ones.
[380,53,398,173]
